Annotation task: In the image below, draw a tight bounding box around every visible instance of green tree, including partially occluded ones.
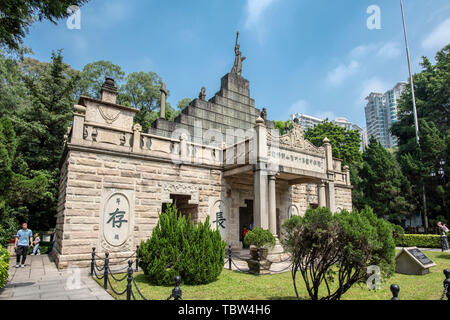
[177,98,191,110]
[282,206,395,300]
[359,137,413,221]
[274,120,292,136]
[0,116,50,245]
[0,0,89,52]
[119,71,164,132]
[11,50,78,230]
[305,120,362,166]
[78,60,125,99]
[391,45,450,224]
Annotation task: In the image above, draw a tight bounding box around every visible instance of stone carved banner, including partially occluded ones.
[161,182,199,204]
[100,189,135,252]
[267,124,325,156]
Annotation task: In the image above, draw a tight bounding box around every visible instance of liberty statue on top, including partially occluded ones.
[231,32,246,76]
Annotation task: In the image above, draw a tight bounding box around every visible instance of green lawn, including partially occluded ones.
[95,250,450,300]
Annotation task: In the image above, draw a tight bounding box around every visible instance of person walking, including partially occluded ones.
[31,233,40,256]
[14,222,33,268]
[438,221,449,252]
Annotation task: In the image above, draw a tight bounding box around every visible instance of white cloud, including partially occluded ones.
[289,100,335,121]
[245,0,278,29]
[350,42,401,59]
[86,0,133,29]
[377,42,402,59]
[326,60,360,86]
[289,99,309,114]
[422,18,450,50]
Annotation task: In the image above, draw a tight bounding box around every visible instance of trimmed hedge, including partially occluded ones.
[0,247,10,288]
[395,234,442,248]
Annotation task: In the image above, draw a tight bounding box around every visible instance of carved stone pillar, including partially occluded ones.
[160,83,167,119]
[71,104,86,144]
[268,175,277,236]
[253,116,269,229]
[318,181,326,208]
[326,181,336,213]
[132,123,142,153]
[254,164,269,229]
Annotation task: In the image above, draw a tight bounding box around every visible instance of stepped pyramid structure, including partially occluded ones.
[149,33,274,143]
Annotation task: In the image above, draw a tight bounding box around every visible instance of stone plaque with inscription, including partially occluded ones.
[395,247,436,275]
[103,193,131,247]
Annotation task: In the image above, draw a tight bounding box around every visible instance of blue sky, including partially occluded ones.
[23,0,450,127]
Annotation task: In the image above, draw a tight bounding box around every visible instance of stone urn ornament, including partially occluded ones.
[243,228,276,275]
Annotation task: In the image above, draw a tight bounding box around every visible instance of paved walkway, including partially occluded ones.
[0,254,113,300]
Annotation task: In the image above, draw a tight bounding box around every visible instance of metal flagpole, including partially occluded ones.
[400,0,428,229]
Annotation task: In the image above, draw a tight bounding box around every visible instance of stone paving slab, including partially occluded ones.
[0,254,113,300]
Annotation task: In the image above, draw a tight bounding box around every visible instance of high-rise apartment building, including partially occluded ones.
[364,82,406,148]
[290,113,323,131]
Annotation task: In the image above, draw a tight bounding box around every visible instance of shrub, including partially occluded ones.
[0,247,10,288]
[391,224,405,243]
[244,227,276,248]
[138,204,226,286]
[282,206,395,300]
[395,234,442,248]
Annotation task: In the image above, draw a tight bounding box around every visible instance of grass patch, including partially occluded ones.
[95,250,450,300]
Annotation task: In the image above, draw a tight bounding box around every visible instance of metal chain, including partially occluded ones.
[132,277,148,300]
[259,262,293,273]
[92,266,104,280]
[94,261,105,272]
[230,259,251,273]
[106,276,128,296]
[108,268,128,282]
[108,262,135,274]
[265,256,292,264]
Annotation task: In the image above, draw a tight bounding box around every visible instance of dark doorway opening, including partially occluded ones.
[162,194,198,224]
[239,200,254,246]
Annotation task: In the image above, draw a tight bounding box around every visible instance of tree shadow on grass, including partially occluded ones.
[436,254,450,260]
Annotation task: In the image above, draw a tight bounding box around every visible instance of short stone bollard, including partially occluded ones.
[390,284,400,300]
[443,269,450,301]
[167,276,182,300]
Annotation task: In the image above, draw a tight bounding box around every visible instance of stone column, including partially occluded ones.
[71,104,86,144]
[253,117,269,229]
[326,182,336,212]
[323,137,333,172]
[318,181,326,208]
[343,165,351,186]
[323,137,336,212]
[132,123,142,153]
[160,83,167,119]
[179,133,188,160]
[268,175,277,236]
[254,165,268,229]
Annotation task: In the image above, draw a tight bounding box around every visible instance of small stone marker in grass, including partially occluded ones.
[395,247,437,275]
